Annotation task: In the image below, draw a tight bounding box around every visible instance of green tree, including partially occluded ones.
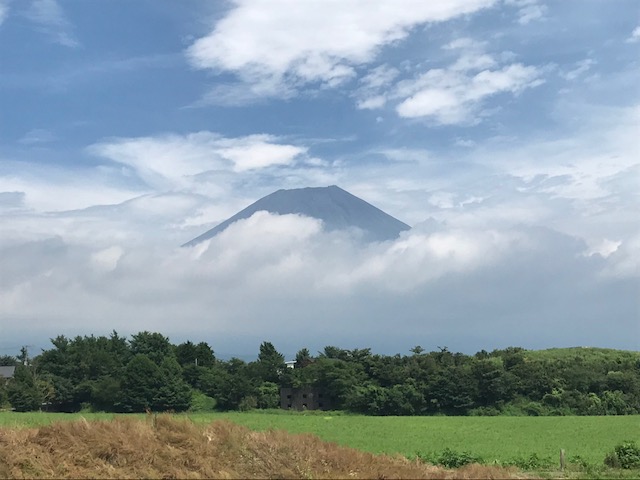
[426,367,477,414]
[601,390,633,415]
[91,376,121,411]
[130,331,173,365]
[312,357,365,408]
[385,383,425,415]
[472,358,515,407]
[255,341,285,384]
[7,365,43,412]
[410,346,424,355]
[153,357,191,412]
[116,354,163,412]
[175,341,216,388]
[0,355,18,366]
[200,359,254,411]
[320,346,350,361]
[345,383,388,415]
[256,382,280,409]
[295,348,313,368]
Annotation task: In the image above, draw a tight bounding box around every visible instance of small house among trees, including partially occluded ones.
[0,366,15,383]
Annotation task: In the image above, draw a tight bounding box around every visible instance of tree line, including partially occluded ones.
[1,331,639,416]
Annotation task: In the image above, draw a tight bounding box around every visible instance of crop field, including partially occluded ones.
[192,412,640,468]
[2,410,638,471]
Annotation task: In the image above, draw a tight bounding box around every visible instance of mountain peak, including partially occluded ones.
[182,185,410,247]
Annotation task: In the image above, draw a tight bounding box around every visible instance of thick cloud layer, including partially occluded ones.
[1,209,637,357]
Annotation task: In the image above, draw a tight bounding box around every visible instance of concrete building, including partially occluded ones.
[280,387,333,411]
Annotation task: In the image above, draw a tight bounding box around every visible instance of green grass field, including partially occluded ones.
[194,412,640,467]
[2,410,638,470]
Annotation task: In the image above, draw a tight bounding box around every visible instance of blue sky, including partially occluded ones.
[0,0,638,358]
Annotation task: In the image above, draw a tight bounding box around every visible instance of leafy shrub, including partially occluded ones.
[569,454,589,469]
[570,455,599,475]
[522,401,546,416]
[436,448,483,468]
[468,406,501,416]
[505,453,551,470]
[189,390,217,412]
[604,451,620,468]
[411,452,437,465]
[604,441,640,469]
[238,395,257,411]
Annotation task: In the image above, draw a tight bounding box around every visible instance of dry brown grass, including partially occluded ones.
[0,415,530,479]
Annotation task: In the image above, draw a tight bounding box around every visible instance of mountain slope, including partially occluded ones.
[182,185,410,246]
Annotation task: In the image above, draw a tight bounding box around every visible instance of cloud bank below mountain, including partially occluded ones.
[1,208,636,356]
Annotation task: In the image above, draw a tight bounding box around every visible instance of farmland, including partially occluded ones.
[0,415,524,479]
[2,410,639,474]
[194,412,640,464]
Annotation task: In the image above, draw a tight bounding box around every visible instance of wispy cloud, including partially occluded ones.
[561,58,596,81]
[0,161,146,213]
[395,63,543,123]
[88,132,310,190]
[26,0,79,48]
[355,65,400,110]
[627,25,640,43]
[0,53,181,91]
[505,0,547,25]
[358,39,545,125]
[192,81,297,107]
[18,128,57,145]
[0,0,8,26]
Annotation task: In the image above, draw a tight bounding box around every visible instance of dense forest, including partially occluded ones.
[1,331,639,416]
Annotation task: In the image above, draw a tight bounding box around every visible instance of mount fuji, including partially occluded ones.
[182,185,410,247]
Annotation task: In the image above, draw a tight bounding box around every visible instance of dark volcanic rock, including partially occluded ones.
[182,185,410,246]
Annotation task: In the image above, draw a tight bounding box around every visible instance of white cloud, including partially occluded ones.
[91,246,124,272]
[395,63,543,123]
[0,163,144,213]
[627,26,640,43]
[187,0,497,100]
[357,95,387,110]
[505,0,547,25]
[89,132,308,190]
[193,82,296,107]
[423,103,640,264]
[0,211,636,354]
[215,135,307,172]
[26,0,78,47]
[354,38,544,124]
[561,58,596,81]
[355,64,400,109]
[18,128,57,145]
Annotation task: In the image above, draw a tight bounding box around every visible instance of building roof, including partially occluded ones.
[0,366,16,379]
